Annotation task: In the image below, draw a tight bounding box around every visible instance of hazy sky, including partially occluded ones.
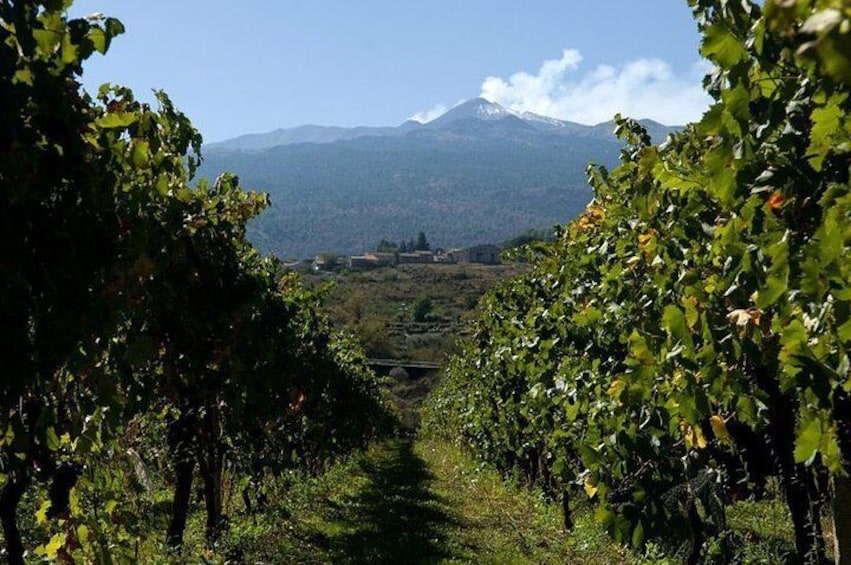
[67,1,710,142]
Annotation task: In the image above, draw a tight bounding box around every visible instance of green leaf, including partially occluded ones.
[87,27,108,54]
[800,9,843,35]
[702,23,748,68]
[132,140,150,168]
[13,69,33,85]
[35,500,51,524]
[816,210,842,263]
[794,412,823,464]
[105,17,126,39]
[60,31,79,65]
[798,10,851,85]
[69,488,81,516]
[663,304,694,352]
[95,111,138,129]
[757,239,789,308]
[38,533,64,558]
[683,297,700,330]
[76,524,90,546]
[156,175,170,196]
[838,318,851,344]
[627,330,655,366]
[631,520,645,548]
[704,147,737,206]
[721,84,750,134]
[45,427,60,451]
[33,28,62,55]
[781,319,808,359]
[807,100,844,171]
[757,274,787,308]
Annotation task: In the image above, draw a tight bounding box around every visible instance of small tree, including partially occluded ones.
[376,239,397,252]
[415,231,430,251]
[412,296,433,323]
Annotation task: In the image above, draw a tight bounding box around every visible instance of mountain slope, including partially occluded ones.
[199,133,617,258]
[205,122,423,152]
[199,100,678,258]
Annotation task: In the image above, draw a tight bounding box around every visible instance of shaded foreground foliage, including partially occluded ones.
[425,1,851,563]
[0,1,394,562]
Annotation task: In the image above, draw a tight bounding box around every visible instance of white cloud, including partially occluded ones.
[409,104,449,124]
[480,49,712,125]
[409,99,467,124]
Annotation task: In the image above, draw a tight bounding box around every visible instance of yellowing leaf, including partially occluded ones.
[584,476,599,498]
[607,379,624,397]
[577,204,605,231]
[681,421,708,449]
[637,229,658,258]
[694,425,708,449]
[680,421,695,448]
[710,415,730,442]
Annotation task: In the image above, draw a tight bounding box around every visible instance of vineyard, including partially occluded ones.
[3,0,851,563]
[0,3,395,562]
[424,1,851,563]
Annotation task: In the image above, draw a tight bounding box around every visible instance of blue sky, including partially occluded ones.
[67,1,710,143]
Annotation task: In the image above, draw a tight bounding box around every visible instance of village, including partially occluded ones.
[306,243,501,271]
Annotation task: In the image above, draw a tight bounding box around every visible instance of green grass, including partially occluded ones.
[210,438,638,564]
[724,492,833,564]
[6,438,807,563]
[416,440,638,565]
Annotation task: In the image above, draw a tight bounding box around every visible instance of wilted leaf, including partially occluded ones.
[727,308,762,327]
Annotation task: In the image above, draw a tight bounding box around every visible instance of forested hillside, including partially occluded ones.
[200,128,621,258]
[199,98,681,259]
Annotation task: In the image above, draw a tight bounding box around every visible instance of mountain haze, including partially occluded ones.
[200,99,680,258]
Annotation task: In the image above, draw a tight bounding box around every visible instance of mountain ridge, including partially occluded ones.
[205,98,680,153]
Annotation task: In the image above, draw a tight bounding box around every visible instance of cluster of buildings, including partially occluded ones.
[308,244,501,272]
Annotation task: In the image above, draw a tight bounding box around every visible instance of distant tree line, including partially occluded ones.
[376,231,430,253]
[500,227,556,250]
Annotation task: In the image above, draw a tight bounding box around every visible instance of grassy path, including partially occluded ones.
[240,438,636,564]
